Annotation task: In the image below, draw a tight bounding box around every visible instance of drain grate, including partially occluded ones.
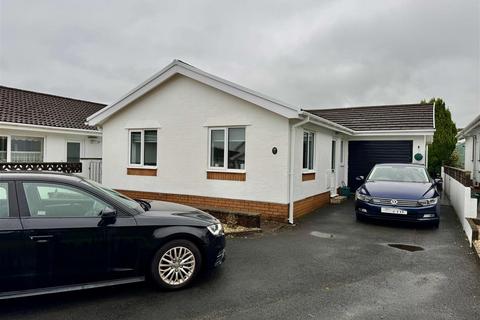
[387,244,424,252]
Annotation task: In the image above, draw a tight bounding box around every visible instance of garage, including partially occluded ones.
[347,140,413,191]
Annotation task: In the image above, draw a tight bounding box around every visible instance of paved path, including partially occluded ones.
[1,201,479,320]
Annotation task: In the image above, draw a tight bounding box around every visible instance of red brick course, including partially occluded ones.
[206,171,246,181]
[117,189,330,222]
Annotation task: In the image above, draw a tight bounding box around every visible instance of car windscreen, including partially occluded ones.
[367,165,429,183]
[82,179,144,214]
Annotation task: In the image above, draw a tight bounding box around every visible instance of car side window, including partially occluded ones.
[0,183,9,218]
[22,182,111,218]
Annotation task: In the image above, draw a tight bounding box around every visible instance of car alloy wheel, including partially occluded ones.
[159,246,196,286]
[151,239,201,290]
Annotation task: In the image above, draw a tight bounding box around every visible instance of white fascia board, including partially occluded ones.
[0,122,102,136]
[86,64,179,126]
[457,113,480,138]
[353,129,436,136]
[87,60,300,126]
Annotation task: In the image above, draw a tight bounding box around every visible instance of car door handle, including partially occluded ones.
[29,235,54,243]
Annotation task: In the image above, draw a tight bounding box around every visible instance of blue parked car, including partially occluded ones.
[355,163,441,228]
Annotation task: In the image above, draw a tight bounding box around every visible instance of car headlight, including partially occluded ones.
[207,223,224,236]
[418,197,438,206]
[355,191,372,202]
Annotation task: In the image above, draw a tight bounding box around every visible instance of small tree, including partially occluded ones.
[423,98,457,176]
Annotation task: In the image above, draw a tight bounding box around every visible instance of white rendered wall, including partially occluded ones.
[291,123,337,201]
[101,74,291,204]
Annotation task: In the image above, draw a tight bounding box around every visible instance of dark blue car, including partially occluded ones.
[355,163,441,228]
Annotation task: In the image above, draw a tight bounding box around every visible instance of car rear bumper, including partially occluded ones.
[355,200,440,223]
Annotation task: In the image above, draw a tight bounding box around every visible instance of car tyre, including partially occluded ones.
[356,212,364,222]
[432,221,440,229]
[151,239,202,290]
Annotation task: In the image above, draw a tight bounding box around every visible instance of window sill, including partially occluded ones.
[207,169,246,173]
[127,167,157,176]
[302,172,316,181]
[207,171,246,181]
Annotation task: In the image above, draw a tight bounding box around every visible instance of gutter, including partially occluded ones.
[288,115,311,224]
[300,110,354,135]
[0,121,102,136]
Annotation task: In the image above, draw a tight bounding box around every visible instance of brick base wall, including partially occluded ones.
[117,189,330,222]
[293,192,331,219]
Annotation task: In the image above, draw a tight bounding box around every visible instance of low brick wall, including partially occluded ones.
[117,189,331,222]
[293,192,331,219]
[444,166,473,187]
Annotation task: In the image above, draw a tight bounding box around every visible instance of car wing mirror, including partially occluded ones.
[355,176,365,181]
[100,207,117,219]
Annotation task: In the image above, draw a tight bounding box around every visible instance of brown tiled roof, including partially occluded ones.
[0,85,106,131]
[305,103,435,131]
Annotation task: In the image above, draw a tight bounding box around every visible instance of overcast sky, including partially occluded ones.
[0,0,478,127]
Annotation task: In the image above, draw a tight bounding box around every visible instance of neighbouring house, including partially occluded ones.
[457,114,480,187]
[0,86,105,181]
[87,60,435,223]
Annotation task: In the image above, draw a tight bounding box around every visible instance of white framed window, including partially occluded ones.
[208,127,245,171]
[302,131,315,171]
[0,136,6,163]
[331,140,336,170]
[128,129,157,167]
[0,135,44,163]
[340,140,344,165]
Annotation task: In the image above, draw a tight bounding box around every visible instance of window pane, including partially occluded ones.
[130,132,141,164]
[210,129,225,168]
[331,140,336,170]
[303,132,308,169]
[144,130,157,166]
[11,136,43,162]
[340,140,344,163]
[0,183,9,218]
[228,128,245,169]
[67,142,81,163]
[23,183,110,217]
[0,137,6,162]
[308,133,314,170]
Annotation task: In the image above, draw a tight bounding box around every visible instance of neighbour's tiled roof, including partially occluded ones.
[0,85,106,131]
[306,103,435,131]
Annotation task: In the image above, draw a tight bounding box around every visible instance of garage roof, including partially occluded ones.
[305,103,435,131]
[0,85,106,131]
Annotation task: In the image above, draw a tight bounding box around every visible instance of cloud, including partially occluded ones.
[0,0,478,126]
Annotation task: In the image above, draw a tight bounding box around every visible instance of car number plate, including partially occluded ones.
[381,207,407,215]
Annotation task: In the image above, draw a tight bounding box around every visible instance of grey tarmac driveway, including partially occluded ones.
[1,200,479,320]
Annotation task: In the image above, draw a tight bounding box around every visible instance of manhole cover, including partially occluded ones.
[387,244,424,252]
